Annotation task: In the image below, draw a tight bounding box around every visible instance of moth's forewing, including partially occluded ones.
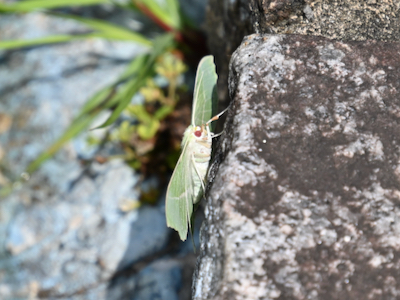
[166,127,195,241]
[192,55,218,129]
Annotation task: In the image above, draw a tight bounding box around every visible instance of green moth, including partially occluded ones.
[166,55,225,241]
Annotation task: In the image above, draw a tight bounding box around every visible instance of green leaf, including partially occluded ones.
[128,105,151,123]
[95,33,175,128]
[154,105,174,120]
[125,104,160,140]
[137,119,160,140]
[117,120,135,142]
[0,0,108,13]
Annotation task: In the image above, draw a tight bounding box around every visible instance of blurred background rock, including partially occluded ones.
[0,0,207,299]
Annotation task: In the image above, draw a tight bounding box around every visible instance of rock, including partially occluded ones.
[206,0,400,108]
[205,0,253,109]
[180,0,207,27]
[131,259,182,300]
[1,159,172,297]
[0,10,194,300]
[248,0,400,42]
[194,33,400,299]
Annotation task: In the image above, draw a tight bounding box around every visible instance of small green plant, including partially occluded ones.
[107,53,188,171]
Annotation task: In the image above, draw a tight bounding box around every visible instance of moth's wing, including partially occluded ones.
[166,137,195,241]
[192,55,218,129]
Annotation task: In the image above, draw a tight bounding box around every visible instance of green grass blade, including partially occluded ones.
[50,13,152,46]
[165,0,181,29]
[78,54,150,115]
[0,33,95,50]
[117,54,150,82]
[0,0,108,13]
[133,0,181,30]
[25,83,121,174]
[0,32,149,50]
[95,33,175,128]
[0,14,152,51]
[93,63,150,129]
[26,112,97,174]
[25,53,150,173]
[77,86,117,116]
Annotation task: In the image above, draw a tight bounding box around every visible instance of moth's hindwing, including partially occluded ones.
[166,127,195,241]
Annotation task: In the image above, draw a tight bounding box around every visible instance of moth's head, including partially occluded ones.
[192,125,208,140]
[182,125,208,146]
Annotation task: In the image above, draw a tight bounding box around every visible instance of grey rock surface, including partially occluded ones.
[194,33,400,299]
[0,11,194,300]
[249,0,400,42]
[206,0,400,109]
[205,0,253,109]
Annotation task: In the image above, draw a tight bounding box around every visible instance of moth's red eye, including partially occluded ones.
[194,130,202,137]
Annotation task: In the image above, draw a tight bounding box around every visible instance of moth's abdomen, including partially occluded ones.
[191,140,212,204]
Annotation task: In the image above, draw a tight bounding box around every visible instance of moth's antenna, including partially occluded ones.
[206,106,230,125]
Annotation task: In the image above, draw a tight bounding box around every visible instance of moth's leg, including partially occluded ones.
[191,154,206,193]
[204,122,224,140]
[205,123,212,141]
[210,131,224,138]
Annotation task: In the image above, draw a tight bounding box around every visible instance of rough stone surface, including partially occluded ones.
[205,0,253,110]
[250,0,400,42]
[206,0,400,109]
[194,33,400,299]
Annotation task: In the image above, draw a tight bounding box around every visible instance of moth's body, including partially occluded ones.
[182,124,212,204]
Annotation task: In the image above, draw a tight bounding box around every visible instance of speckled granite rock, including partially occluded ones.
[193,34,400,299]
[249,0,400,41]
[205,0,253,109]
[206,0,400,109]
